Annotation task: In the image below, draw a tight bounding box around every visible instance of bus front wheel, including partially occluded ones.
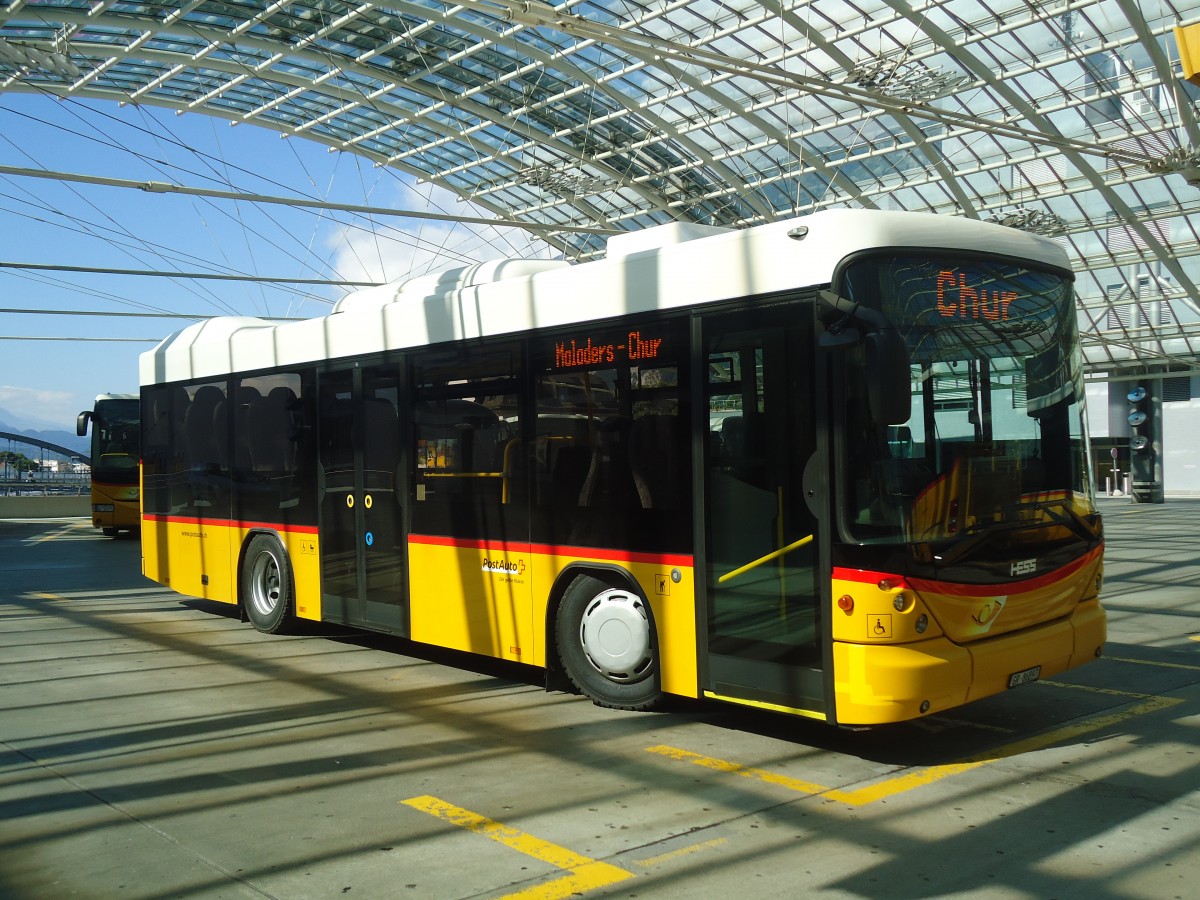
[241,534,293,634]
[556,575,662,711]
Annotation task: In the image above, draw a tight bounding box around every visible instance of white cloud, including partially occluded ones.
[0,385,80,431]
[322,182,556,292]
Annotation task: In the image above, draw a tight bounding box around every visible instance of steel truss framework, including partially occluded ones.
[3,0,1200,380]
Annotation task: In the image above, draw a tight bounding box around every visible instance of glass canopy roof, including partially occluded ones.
[3,0,1200,378]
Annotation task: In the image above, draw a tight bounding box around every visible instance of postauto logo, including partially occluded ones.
[482,557,526,575]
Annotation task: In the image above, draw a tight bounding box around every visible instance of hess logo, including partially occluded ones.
[1010,558,1037,577]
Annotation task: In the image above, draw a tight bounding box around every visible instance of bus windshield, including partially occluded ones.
[91,398,141,485]
[837,253,1094,545]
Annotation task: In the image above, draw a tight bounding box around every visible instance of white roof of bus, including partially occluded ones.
[140,210,1070,386]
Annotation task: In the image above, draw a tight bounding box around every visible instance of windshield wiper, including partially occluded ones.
[933,499,1097,569]
[1019,495,1099,544]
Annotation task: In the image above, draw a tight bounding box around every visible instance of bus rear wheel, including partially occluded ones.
[556,575,662,711]
[242,534,293,634]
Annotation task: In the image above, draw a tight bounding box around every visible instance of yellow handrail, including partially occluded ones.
[717,534,814,584]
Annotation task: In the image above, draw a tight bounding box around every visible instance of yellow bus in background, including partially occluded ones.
[77,393,140,536]
[138,211,1105,726]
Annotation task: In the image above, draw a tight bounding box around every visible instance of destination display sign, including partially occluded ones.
[935,268,1020,322]
[838,253,1074,367]
[551,330,665,370]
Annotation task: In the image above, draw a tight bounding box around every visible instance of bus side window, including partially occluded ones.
[411,344,522,539]
[233,374,311,519]
[532,325,689,552]
[142,385,186,516]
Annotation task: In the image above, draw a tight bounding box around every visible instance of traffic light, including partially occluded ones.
[1127,385,1150,452]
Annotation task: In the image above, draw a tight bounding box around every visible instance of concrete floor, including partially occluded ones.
[1,499,1197,899]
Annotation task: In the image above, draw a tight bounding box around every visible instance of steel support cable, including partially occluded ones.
[0,110,244,316]
[875,0,1200,313]
[464,0,1164,169]
[6,98,487,269]
[0,335,162,342]
[0,307,304,319]
[0,260,378,286]
[776,0,977,216]
[0,164,621,235]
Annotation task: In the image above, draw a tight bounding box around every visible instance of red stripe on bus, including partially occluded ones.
[408,533,693,568]
[832,566,906,586]
[142,514,318,535]
[833,544,1103,596]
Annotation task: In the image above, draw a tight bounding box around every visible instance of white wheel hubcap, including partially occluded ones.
[578,589,652,682]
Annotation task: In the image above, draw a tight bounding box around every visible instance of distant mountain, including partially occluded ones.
[0,406,60,432]
[0,407,90,456]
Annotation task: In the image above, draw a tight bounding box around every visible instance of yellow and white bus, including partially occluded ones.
[77,393,140,536]
[139,210,1105,726]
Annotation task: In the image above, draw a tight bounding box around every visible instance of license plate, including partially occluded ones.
[1007,665,1041,689]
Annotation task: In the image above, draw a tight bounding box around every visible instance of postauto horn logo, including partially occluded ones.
[482,557,526,575]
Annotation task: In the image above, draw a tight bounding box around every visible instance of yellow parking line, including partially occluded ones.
[27,523,86,544]
[644,742,958,806]
[823,761,985,805]
[402,795,633,899]
[636,838,727,869]
[1041,680,1165,698]
[983,693,1181,757]
[645,745,829,795]
[1107,653,1200,671]
[649,688,1184,808]
[497,863,631,900]
[832,690,1184,805]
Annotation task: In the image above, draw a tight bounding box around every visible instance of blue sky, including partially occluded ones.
[1,93,552,432]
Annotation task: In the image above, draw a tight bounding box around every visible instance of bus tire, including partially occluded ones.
[556,574,662,711]
[241,533,293,635]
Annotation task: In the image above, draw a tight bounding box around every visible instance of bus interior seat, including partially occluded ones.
[629,413,679,509]
[267,387,299,474]
[719,415,744,461]
[234,387,262,472]
[578,416,635,508]
[148,386,189,461]
[550,444,592,506]
[708,430,723,459]
[528,418,588,507]
[212,397,229,470]
[184,385,224,471]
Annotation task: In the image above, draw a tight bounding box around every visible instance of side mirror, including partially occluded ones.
[865,329,912,425]
[818,289,912,425]
[818,325,861,350]
[76,410,92,437]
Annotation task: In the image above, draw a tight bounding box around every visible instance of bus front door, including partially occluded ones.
[700,304,828,719]
[318,365,409,633]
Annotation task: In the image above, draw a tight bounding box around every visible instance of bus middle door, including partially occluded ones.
[318,364,409,634]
